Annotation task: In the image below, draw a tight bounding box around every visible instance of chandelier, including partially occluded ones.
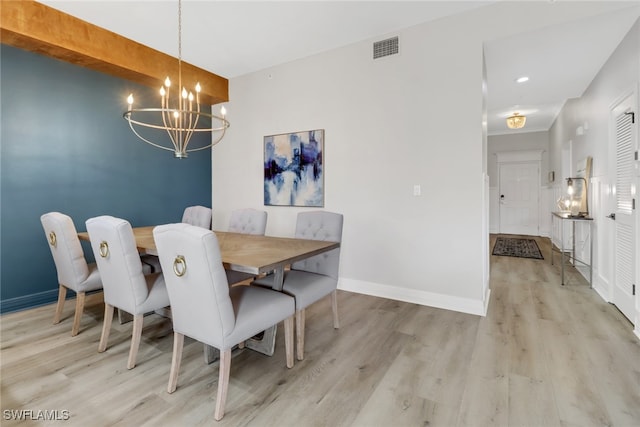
[123,0,229,158]
[506,113,526,129]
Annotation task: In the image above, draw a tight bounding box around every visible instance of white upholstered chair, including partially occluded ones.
[40,212,103,336]
[253,211,343,360]
[139,204,211,272]
[226,208,268,285]
[182,205,212,229]
[85,215,170,369]
[153,223,295,421]
[228,208,267,235]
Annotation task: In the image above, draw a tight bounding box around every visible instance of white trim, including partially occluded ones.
[338,278,488,317]
[489,186,499,233]
[496,149,544,164]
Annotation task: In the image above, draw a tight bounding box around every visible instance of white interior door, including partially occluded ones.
[610,93,637,322]
[499,162,540,236]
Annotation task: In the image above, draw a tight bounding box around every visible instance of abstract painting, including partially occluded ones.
[264,129,324,207]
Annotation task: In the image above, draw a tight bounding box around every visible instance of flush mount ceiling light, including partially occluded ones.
[516,76,529,83]
[123,0,229,158]
[506,113,526,129]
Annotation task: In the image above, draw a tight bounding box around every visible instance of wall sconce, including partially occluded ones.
[566,177,589,217]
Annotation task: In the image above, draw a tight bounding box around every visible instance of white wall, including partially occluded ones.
[548,18,639,330]
[213,2,637,316]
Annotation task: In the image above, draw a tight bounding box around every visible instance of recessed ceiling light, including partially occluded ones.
[516,76,529,83]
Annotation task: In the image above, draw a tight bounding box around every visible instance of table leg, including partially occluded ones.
[244,266,286,357]
[118,309,133,324]
[561,217,565,285]
[551,214,555,266]
[204,344,219,364]
[244,326,277,356]
[589,220,593,288]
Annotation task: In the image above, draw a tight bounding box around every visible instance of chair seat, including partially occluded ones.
[75,263,104,293]
[252,270,336,310]
[222,285,294,349]
[282,271,336,310]
[135,272,169,315]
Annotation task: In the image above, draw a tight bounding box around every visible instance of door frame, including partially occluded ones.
[608,85,639,330]
[496,150,544,235]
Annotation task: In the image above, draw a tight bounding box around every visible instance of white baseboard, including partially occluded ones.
[338,278,488,317]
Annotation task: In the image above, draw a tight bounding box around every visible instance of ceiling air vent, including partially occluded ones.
[373,36,399,60]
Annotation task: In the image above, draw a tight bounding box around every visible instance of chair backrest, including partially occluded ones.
[153,223,234,348]
[228,208,267,235]
[181,205,212,229]
[85,216,149,313]
[292,211,343,279]
[40,212,90,290]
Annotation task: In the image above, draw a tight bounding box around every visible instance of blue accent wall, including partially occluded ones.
[0,45,212,312]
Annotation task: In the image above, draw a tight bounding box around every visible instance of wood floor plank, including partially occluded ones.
[2,234,639,426]
[508,373,562,426]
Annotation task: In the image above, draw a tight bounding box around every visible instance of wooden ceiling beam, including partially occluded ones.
[0,1,228,105]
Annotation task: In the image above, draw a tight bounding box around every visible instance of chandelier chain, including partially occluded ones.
[178,0,182,103]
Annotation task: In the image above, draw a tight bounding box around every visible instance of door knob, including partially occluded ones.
[607,213,616,220]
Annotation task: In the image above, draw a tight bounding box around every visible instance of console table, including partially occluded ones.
[551,212,594,287]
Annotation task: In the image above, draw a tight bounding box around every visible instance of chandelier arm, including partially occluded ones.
[183,108,199,151]
[124,109,228,130]
[124,115,180,152]
[161,95,172,139]
[185,142,214,152]
[211,126,227,146]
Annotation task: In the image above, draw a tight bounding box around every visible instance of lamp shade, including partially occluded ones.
[506,113,526,129]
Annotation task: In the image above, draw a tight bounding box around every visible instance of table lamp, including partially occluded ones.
[566,177,588,217]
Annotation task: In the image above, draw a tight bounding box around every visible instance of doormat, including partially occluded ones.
[492,237,544,260]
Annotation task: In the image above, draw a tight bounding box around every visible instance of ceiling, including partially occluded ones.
[38,1,640,136]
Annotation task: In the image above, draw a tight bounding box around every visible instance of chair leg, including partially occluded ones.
[98,304,114,353]
[167,332,184,393]
[215,348,231,421]
[71,291,86,336]
[127,314,144,369]
[296,309,305,361]
[284,315,294,368]
[53,285,67,324]
[331,290,340,329]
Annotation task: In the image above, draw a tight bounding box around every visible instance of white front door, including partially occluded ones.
[610,92,637,322]
[499,162,540,236]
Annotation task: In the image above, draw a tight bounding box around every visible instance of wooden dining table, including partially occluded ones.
[78,225,340,359]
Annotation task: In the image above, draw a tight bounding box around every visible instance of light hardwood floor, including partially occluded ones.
[2,235,639,426]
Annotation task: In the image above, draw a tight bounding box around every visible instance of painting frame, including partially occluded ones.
[263,129,324,207]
